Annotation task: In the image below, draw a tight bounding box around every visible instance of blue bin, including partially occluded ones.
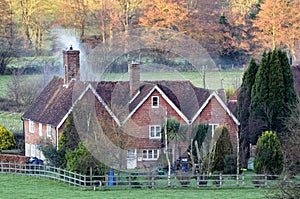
[108,170,114,186]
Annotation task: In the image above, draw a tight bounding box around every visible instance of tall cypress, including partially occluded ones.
[250,49,298,142]
[250,51,271,142]
[268,49,285,131]
[237,58,258,167]
[279,49,298,117]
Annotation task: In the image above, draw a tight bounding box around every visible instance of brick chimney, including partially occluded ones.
[129,61,140,97]
[63,46,80,85]
[217,88,226,103]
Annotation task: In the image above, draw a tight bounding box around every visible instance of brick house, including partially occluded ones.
[22,48,239,169]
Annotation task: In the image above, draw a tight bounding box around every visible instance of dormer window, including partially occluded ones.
[152,96,159,108]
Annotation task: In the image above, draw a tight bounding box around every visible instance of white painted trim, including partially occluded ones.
[56,84,91,129]
[88,85,122,126]
[29,120,34,133]
[191,91,240,125]
[149,125,161,139]
[38,123,42,136]
[56,127,59,150]
[46,125,52,138]
[151,96,159,108]
[129,90,140,104]
[142,149,160,160]
[124,85,190,124]
[57,83,122,129]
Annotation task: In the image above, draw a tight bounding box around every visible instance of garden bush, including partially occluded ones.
[0,125,16,151]
[254,131,283,175]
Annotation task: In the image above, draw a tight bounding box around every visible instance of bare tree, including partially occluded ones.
[6,69,41,110]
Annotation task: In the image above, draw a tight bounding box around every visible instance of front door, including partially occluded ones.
[127,149,137,169]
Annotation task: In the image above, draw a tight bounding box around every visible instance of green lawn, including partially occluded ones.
[0,174,269,199]
[0,111,23,134]
[0,75,11,98]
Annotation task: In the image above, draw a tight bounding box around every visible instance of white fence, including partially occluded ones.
[0,162,297,189]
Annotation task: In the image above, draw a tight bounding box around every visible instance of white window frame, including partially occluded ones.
[152,96,159,108]
[209,123,219,138]
[149,125,161,139]
[127,149,137,159]
[142,149,159,160]
[30,144,36,157]
[29,120,34,133]
[39,123,42,136]
[46,125,52,137]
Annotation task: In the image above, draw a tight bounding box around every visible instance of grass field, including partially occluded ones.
[0,174,269,199]
[0,111,23,134]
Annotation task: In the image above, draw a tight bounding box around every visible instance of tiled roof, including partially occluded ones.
[22,77,213,126]
[23,77,74,126]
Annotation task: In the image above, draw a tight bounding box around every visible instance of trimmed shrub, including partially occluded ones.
[254,131,283,175]
[210,126,233,173]
[0,125,16,151]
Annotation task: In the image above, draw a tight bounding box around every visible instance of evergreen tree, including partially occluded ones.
[250,49,298,142]
[254,131,283,175]
[58,114,80,152]
[268,49,285,131]
[210,126,233,173]
[250,51,271,140]
[237,57,259,167]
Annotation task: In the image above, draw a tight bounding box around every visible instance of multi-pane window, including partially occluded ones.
[152,96,159,108]
[209,123,219,138]
[142,149,159,160]
[39,123,42,136]
[47,125,52,137]
[149,125,161,139]
[29,120,34,133]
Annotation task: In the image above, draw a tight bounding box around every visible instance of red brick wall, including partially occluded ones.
[193,97,238,152]
[0,154,29,164]
[125,90,186,149]
[24,120,56,146]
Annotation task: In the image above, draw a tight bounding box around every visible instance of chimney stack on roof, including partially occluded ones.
[129,61,140,97]
[63,46,80,85]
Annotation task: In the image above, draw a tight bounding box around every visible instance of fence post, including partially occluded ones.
[219,173,222,187]
[128,175,131,187]
[264,175,268,187]
[197,174,200,188]
[151,175,154,188]
[242,173,245,186]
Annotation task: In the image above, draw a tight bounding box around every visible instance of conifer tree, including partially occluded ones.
[237,57,258,167]
[210,126,233,173]
[250,49,298,142]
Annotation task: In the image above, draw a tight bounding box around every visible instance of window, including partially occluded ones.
[149,125,161,139]
[47,125,52,137]
[127,149,136,158]
[30,144,36,157]
[142,149,159,160]
[29,120,34,133]
[39,123,42,136]
[209,123,219,138]
[152,96,159,108]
